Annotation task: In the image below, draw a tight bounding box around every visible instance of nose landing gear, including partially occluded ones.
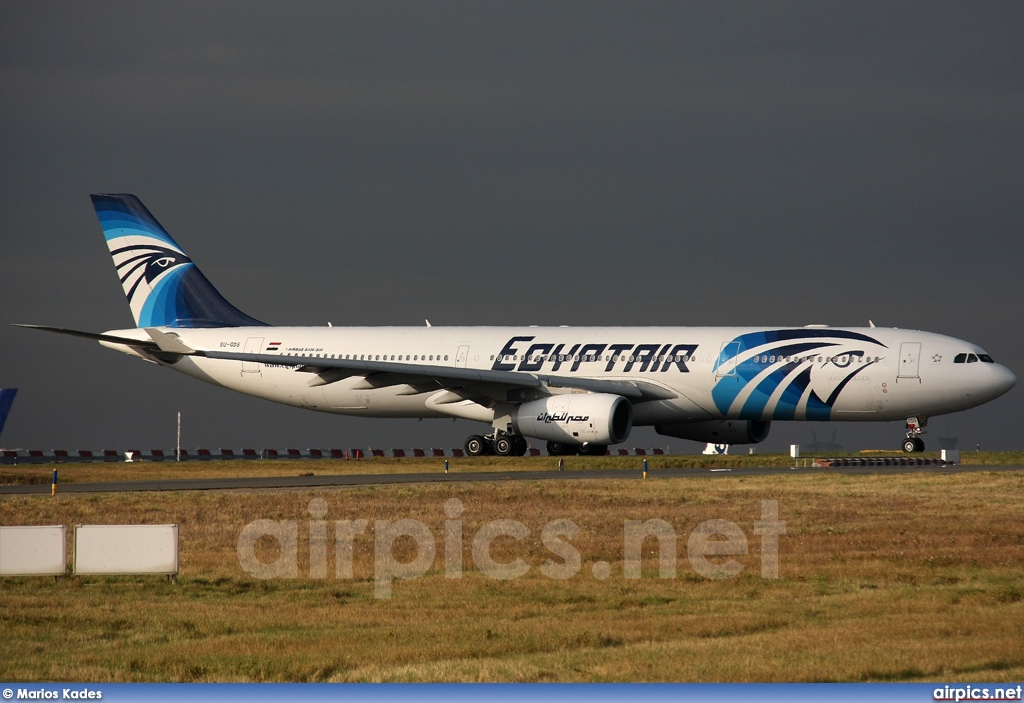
[902,437,925,453]
[902,416,927,453]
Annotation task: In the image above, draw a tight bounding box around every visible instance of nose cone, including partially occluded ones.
[988,364,1017,400]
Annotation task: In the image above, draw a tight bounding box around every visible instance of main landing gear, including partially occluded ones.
[465,432,528,457]
[546,441,607,456]
[902,416,927,453]
[463,434,607,458]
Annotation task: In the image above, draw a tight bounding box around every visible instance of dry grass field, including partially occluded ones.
[2,450,1021,485]
[1,468,1022,682]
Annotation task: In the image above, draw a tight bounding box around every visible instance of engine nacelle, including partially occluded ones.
[514,393,632,446]
[655,420,771,445]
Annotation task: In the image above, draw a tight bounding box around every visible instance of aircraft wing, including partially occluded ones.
[199,347,677,402]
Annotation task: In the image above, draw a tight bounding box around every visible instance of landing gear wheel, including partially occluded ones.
[465,435,488,457]
[512,435,528,456]
[546,441,578,456]
[494,435,513,456]
[903,437,925,453]
[578,443,607,456]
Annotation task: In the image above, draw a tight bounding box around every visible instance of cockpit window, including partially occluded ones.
[954,353,995,363]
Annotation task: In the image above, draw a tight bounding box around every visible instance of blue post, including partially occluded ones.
[445,459,449,474]
[51,469,57,496]
[643,458,648,479]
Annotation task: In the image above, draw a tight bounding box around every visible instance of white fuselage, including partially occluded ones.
[101,325,1016,427]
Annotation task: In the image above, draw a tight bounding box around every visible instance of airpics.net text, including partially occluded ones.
[237,499,786,598]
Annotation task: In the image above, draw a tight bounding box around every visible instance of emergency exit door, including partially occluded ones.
[898,342,921,379]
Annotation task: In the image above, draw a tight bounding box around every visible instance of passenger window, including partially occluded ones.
[953,353,967,363]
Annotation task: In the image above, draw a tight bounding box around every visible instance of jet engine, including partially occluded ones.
[514,393,632,446]
[655,420,771,445]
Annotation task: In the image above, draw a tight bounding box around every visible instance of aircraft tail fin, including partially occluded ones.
[0,388,17,441]
[90,194,266,328]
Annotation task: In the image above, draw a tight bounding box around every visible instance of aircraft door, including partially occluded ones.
[716,341,740,378]
[242,337,264,374]
[456,345,470,369]
[898,342,921,379]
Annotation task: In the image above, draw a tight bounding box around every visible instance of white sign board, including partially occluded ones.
[74,524,179,575]
[0,525,67,576]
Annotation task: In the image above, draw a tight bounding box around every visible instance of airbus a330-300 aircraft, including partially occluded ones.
[19,195,1017,456]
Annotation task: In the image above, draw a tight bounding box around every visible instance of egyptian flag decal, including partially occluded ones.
[266,342,282,352]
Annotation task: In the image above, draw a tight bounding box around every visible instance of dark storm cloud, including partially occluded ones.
[2,2,1022,452]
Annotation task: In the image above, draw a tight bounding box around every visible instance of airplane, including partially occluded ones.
[17,194,1017,457]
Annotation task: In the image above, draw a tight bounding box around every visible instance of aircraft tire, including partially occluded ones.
[494,436,514,456]
[512,435,529,456]
[903,438,925,453]
[466,435,488,457]
[546,441,577,456]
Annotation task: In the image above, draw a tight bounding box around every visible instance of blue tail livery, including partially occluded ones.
[0,388,17,442]
[91,194,265,328]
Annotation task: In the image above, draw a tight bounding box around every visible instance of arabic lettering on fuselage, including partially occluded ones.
[491,336,699,374]
[537,412,591,424]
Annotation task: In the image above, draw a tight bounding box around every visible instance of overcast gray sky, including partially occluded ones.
[2,1,1022,454]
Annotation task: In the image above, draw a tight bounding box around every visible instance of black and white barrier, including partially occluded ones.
[813,457,956,467]
[0,525,67,576]
[1,447,671,464]
[73,524,179,576]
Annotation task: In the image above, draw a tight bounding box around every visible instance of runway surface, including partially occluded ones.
[1,464,1020,494]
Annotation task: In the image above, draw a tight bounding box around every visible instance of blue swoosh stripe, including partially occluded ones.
[713,341,837,415]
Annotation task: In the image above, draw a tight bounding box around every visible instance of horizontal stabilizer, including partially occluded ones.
[14,324,160,350]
